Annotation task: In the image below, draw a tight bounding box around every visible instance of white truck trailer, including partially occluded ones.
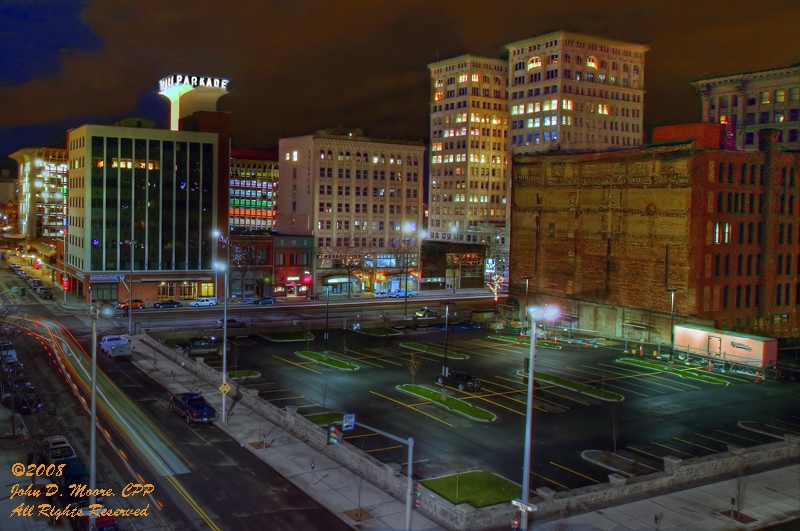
[673,324,777,375]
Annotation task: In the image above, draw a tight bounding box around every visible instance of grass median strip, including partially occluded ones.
[396,384,496,422]
[400,342,469,359]
[228,370,261,379]
[617,357,730,385]
[295,350,360,371]
[422,471,519,508]
[488,335,562,349]
[353,326,404,337]
[519,371,625,402]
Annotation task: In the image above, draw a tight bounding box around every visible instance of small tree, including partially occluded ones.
[406,353,423,384]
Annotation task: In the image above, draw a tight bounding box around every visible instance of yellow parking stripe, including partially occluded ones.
[715,429,762,443]
[273,355,322,373]
[369,391,454,427]
[652,441,695,457]
[674,437,719,452]
[627,446,664,461]
[364,445,403,453]
[695,432,734,446]
[549,461,601,483]
[532,472,569,490]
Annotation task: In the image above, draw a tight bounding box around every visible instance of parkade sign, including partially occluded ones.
[158,74,229,92]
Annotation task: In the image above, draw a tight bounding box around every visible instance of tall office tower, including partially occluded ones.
[277,128,425,294]
[230,149,278,231]
[505,31,648,155]
[692,65,800,151]
[9,147,68,239]
[427,55,509,244]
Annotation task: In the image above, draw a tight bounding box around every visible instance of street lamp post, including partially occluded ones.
[668,289,678,361]
[214,261,229,423]
[324,282,330,354]
[520,305,560,531]
[403,238,411,319]
[89,297,115,528]
[522,276,531,323]
[60,230,68,306]
[127,240,135,335]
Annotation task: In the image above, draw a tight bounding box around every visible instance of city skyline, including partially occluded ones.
[1,0,799,171]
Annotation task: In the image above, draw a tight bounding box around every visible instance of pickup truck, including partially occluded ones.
[169,393,216,424]
[389,289,416,298]
[99,335,131,358]
[41,435,77,466]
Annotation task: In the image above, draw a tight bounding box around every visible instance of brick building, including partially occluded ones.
[510,125,799,341]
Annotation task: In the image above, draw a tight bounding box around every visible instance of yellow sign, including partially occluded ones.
[219,382,232,395]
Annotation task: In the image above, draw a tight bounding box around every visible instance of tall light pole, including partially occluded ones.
[520,305,560,531]
[89,297,115,529]
[443,304,450,376]
[522,276,532,323]
[60,229,68,306]
[324,281,330,354]
[668,289,678,361]
[214,261,229,423]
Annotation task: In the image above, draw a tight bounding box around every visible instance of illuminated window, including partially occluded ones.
[720,115,728,124]
[776,90,786,103]
[562,99,573,110]
[292,151,298,162]
[526,103,534,113]
[761,91,771,104]
[587,56,597,68]
[543,101,551,111]
[458,74,468,83]
[551,99,558,110]
[471,73,479,82]
[527,56,542,69]
[534,102,541,112]
[534,118,540,128]
[284,152,290,160]
[435,79,444,88]
[561,116,571,125]
[434,92,443,101]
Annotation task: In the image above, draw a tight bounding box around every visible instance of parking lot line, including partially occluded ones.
[364,445,403,454]
[695,432,735,446]
[773,418,800,429]
[463,391,526,417]
[595,363,696,392]
[264,395,306,402]
[549,461,602,483]
[652,441,696,457]
[673,437,719,453]
[369,391,455,427]
[532,471,570,490]
[567,366,650,397]
[627,445,664,461]
[336,350,384,368]
[273,354,322,374]
[715,429,763,444]
[257,388,290,393]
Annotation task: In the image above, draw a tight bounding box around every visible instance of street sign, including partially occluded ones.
[343,413,355,431]
[218,381,232,395]
[511,499,537,512]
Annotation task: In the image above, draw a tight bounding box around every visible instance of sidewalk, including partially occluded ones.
[127,336,445,531]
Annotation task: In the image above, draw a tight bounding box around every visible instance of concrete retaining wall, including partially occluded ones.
[141,334,800,531]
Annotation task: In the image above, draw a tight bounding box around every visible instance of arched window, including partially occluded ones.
[587,56,598,68]
[320,150,326,159]
[527,56,542,69]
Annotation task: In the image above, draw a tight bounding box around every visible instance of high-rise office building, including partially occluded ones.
[692,65,800,151]
[230,149,278,231]
[277,128,425,294]
[427,55,509,244]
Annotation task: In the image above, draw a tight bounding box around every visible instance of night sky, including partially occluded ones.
[1,0,798,173]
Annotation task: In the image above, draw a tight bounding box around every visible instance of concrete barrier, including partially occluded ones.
[140,334,800,531]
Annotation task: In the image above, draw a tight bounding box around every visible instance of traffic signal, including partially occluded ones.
[327,424,340,445]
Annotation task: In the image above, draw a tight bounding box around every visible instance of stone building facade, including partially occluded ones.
[511,127,800,341]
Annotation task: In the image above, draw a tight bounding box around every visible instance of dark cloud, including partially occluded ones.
[1,0,798,158]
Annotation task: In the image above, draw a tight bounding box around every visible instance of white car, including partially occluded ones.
[99,335,131,357]
[190,298,217,307]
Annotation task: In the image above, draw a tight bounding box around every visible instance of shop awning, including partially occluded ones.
[322,275,359,285]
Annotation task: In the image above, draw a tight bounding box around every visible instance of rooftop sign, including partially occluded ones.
[158,74,229,93]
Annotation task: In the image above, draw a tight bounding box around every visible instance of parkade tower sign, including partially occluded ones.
[158,74,230,131]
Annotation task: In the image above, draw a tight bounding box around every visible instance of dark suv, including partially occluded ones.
[436,371,482,392]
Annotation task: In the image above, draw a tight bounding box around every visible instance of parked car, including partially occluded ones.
[0,341,17,363]
[41,435,77,466]
[76,514,122,531]
[373,290,389,298]
[189,298,216,307]
[217,318,245,328]
[251,297,275,305]
[117,299,145,310]
[415,307,439,318]
[153,300,181,309]
[389,289,416,298]
[169,393,216,424]
[38,289,52,299]
[436,371,482,392]
[176,336,228,356]
[99,335,132,358]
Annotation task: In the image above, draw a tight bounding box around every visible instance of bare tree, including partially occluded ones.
[406,353,423,384]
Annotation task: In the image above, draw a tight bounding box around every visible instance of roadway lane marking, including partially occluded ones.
[532,472,569,490]
[369,391,454,427]
[652,441,696,457]
[165,474,221,531]
[673,437,719,452]
[549,461,602,483]
[273,355,322,373]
